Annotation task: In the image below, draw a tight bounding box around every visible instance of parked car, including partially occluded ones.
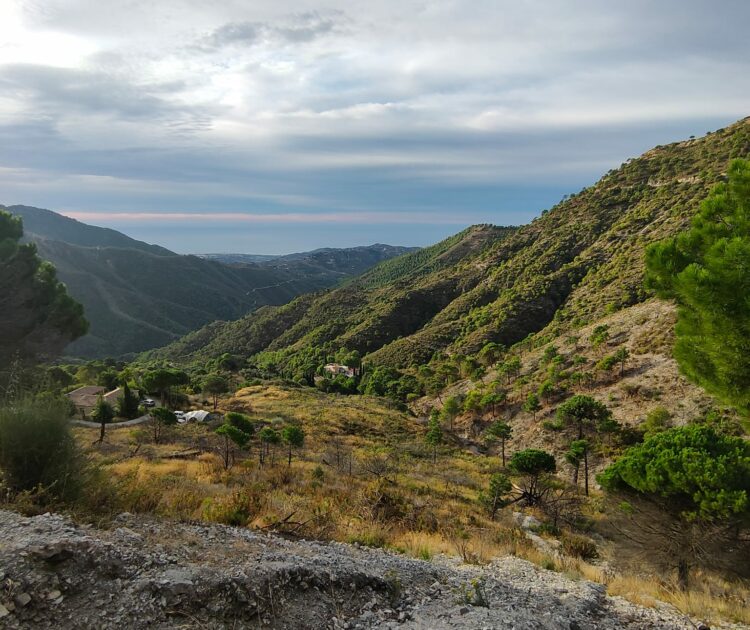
[140,398,156,408]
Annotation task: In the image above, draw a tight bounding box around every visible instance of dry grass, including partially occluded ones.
[607,573,750,626]
[51,383,748,627]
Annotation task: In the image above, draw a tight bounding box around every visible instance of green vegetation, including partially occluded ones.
[0,210,87,370]
[281,425,305,466]
[646,159,750,419]
[508,449,556,506]
[215,419,252,470]
[151,118,750,380]
[599,424,750,589]
[484,420,512,466]
[0,397,82,501]
[141,368,189,407]
[2,121,750,626]
[425,412,443,463]
[556,395,617,495]
[203,373,229,409]
[91,395,115,443]
[479,472,512,519]
[117,383,140,420]
[150,407,177,443]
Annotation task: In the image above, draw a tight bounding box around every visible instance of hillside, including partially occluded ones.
[148,224,516,362]
[152,118,750,367]
[1,205,414,358]
[9,205,172,255]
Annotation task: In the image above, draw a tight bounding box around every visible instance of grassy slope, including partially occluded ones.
[154,118,750,368]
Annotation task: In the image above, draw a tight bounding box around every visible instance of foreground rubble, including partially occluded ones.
[0,510,727,629]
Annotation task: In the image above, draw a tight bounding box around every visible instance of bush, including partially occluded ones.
[561,533,599,560]
[201,490,260,526]
[0,397,82,501]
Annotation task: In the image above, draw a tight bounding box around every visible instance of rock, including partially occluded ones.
[113,527,142,542]
[0,508,708,630]
[522,515,542,530]
[29,542,77,563]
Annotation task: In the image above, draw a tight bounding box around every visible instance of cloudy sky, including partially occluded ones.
[0,1,748,254]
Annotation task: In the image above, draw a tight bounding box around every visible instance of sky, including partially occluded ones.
[0,1,748,254]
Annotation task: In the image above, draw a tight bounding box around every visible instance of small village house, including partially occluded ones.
[66,386,126,418]
[323,363,356,378]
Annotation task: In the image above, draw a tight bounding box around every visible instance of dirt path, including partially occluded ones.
[71,414,151,428]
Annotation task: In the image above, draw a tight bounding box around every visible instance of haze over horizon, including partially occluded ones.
[1,0,748,254]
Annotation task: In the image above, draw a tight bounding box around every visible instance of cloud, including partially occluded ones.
[61,210,471,225]
[0,0,748,252]
[195,10,345,52]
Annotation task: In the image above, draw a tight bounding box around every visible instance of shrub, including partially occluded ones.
[0,397,82,501]
[561,534,599,560]
[202,490,260,526]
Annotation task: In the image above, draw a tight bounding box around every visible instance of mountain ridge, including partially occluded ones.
[1,205,417,358]
[149,117,750,370]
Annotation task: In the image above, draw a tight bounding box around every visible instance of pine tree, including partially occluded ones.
[645,159,750,416]
[485,420,512,466]
[117,382,140,419]
[599,424,750,590]
[0,211,87,368]
[281,425,305,466]
[556,395,616,495]
[425,411,443,463]
[91,395,114,443]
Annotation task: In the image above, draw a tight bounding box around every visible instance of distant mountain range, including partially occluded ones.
[2,204,416,358]
[199,245,419,277]
[200,253,280,264]
[150,118,750,368]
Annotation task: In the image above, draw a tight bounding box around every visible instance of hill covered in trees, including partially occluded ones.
[2,205,414,358]
[152,118,750,372]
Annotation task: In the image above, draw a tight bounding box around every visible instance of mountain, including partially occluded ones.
[201,244,418,280]
[1,205,416,358]
[200,253,280,264]
[150,117,750,367]
[10,205,171,255]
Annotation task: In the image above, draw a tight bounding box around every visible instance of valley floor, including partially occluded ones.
[0,509,727,630]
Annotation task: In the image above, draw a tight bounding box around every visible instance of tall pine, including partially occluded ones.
[646,159,750,415]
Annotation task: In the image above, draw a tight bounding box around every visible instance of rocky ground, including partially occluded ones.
[0,509,729,629]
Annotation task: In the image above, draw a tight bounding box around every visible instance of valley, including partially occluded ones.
[1,121,749,629]
[2,4,750,629]
[3,204,413,358]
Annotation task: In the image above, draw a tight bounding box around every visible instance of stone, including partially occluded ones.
[14,593,31,608]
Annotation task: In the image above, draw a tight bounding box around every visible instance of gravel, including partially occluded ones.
[0,509,736,629]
